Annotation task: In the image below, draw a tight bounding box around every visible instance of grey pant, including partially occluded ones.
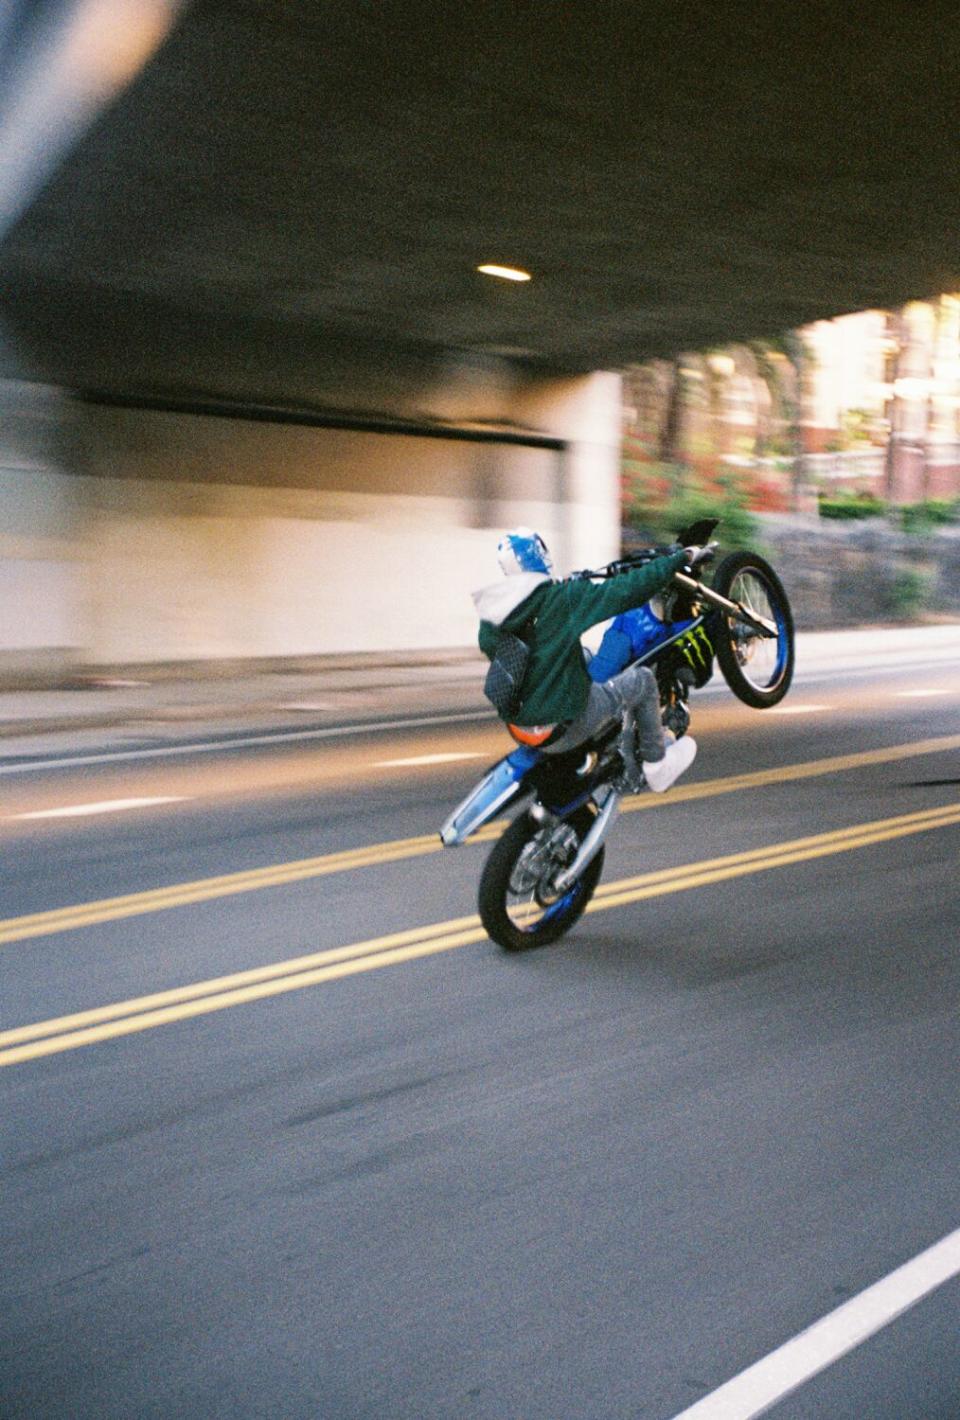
[544,664,665,762]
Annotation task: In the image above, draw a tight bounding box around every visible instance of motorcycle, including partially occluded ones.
[439,519,795,951]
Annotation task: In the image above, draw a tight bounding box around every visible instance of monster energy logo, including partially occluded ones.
[677,624,713,669]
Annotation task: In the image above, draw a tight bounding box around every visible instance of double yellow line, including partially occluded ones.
[2,734,958,949]
[593,799,960,908]
[2,798,958,1068]
[619,733,960,814]
[0,915,490,1068]
[0,832,454,946]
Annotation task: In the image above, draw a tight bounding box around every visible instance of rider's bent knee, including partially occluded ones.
[610,663,656,708]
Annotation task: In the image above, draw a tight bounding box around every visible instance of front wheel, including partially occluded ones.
[711,551,794,708]
[478,806,604,951]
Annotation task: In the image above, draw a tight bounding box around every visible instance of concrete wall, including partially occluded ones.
[758,515,960,629]
[0,370,622,681]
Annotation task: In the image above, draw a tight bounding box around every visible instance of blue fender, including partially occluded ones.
[439,746,540,846]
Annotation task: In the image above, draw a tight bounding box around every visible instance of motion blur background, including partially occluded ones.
[2,0,959,686]
[3,11,960,1417]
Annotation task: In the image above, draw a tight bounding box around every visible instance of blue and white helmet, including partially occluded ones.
[496,526,553,577]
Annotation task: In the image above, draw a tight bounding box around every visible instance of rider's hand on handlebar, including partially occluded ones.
[682,543,716,571]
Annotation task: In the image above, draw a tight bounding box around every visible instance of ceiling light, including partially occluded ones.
[477,264,532,282]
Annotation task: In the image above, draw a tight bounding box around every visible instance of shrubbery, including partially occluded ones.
[818,493,960,529]
[898,498,960,532]
[818,492,887,520]
[624,472,759,552]
[884,567,935,619]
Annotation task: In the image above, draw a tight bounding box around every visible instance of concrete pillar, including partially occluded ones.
[511,370,623,574]
[887,302,935,504]
[0,379,83,683]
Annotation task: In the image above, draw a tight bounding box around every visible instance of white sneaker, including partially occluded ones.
[643,736,697,793]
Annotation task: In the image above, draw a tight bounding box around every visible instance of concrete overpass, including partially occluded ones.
[3,0,959,393]
[1,1,957,679]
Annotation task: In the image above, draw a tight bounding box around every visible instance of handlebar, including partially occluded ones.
[572,517,721,582]
[571,526,775,638]
[574,541,717,582]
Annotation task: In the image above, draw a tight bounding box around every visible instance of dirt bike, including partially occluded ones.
[439,519,794,951]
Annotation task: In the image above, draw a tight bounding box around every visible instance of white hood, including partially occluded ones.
[472,572,551,626]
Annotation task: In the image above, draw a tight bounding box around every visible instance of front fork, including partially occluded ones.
[673,571,777,638]
[549,783,621,893]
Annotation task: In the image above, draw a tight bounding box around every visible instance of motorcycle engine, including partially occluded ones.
[659,663,695,739]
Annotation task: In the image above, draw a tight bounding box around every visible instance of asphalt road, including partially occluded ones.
[2,658,958,1419]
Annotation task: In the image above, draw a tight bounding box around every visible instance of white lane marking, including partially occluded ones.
[895,689,950,699]
[10,796,189,821]
[668,1225,960,1419]
[374,752,485,768]
[0,710,498,776]
[0,657,953,779]
[767,704,830,715]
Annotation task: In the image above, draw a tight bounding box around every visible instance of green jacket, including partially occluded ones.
[475,550,687,725]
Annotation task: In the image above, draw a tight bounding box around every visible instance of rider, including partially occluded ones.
[474,527,704,793]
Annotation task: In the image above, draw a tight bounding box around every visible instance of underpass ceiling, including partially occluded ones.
[2,0,959,398]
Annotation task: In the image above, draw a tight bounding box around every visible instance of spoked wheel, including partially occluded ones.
[711,551,795,708]
[478,806,604,952]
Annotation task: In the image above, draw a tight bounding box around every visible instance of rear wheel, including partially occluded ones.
[711,551,794,707]
[478,806,604,952]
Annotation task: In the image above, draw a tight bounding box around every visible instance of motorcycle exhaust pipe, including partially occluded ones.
[553,785,621,893]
